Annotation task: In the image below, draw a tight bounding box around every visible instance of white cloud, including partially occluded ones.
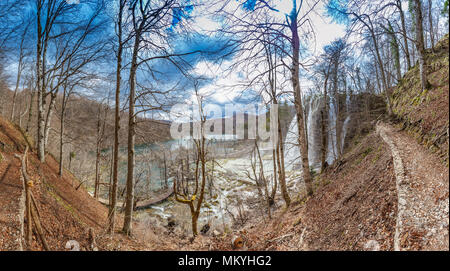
[187,0,347,104]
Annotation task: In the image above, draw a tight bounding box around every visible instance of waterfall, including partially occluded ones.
[284,115,302,171]
[341,115,351,151]
[283,96,322,171]
[327,99,338,164]
[307,96,323,169]
[283,94,350,172]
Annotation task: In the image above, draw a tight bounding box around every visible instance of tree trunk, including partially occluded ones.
[123,35,139,236]
[191,205,198,236]
[37,38,46,163]
[43,93,56,152]
[353,13,393,115]
[333,61,342,160]
[372,33,393,116]
[384,22,402,81]
[290,3,312,197]
[108,1,124,234]
[59,107,64,177]
[271,146,277,201]
[37,88,46,163]
[428,0,434,48]
[414,0,430,91]
[320,72,329,172]
[26,79,35,134]
[397,0,412,70]
[36,0,49,163]
[394,38,402,81]
[276,113,290,206]
[94,108,101,199]
[11,59,22,122]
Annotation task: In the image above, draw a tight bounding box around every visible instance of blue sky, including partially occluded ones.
[174,0,346,106]
[1,0,346,120]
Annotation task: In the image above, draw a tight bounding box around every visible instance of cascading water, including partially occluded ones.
[340,115,351,151]
[283,115,302,171]
[283,94,350,172]
[307,96,323,169]
[327,99,338,164]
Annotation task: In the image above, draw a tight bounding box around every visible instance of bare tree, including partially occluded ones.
[121,0,203,235]
[412,0,430,91]
[218,0,321,201]
[11,20,31,122]
[35,0,105,162]
[174,83,209,237]
[329,1,394,116]
[94,101,110,198]
[108,0,127,235]
[395,0,412,70]
[427,0,434,48]
[317,61,331,172]
[288,0,316,197]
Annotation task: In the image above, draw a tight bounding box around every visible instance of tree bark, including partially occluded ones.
[413,0,430,92]
[11,56,23,122]
[58,106,65,177]
[428,0,434,48]
[123,33,139,236]
[320,71,330,172]
[333,60,343,160]
[290,1,313,197]
[352,13,393,116]
[108,0,124,234]
[25,77,35,134]
[94,108,101,199]
[36,1,46,163]
[397,0,412,70]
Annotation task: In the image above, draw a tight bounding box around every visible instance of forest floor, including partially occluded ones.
[1,118,448,251]
[201,129,399,251]
[188,122,448,251]
[0,117,152,251]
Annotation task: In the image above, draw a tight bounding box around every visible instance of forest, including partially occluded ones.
[0,0,448,252]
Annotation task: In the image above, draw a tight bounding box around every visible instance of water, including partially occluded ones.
[117,135,241,193]
[283,95,350,172]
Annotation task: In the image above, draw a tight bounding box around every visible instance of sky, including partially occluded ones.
[173,0,346,109]
[2,0,346,121]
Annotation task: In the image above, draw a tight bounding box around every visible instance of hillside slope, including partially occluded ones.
[0,116,149,251]
[204,35,449,251]
[206,130,398,251]
[391,34,449,163]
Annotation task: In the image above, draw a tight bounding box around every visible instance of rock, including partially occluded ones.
[364,240,380,251]
[231,235,244,249]
[213,230,221,237]
[167,216,177,228]
[200,223,210,235]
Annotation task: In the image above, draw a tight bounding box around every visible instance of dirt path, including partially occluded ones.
[377,121,449,250]
[0,155,24,251]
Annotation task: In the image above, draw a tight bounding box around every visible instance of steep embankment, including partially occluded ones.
[209,123,448,251]
[207,35,449,251]
[391,34,449,163]
[377,122,448,250]
[0,117,149,251]
[207,130,398,251]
